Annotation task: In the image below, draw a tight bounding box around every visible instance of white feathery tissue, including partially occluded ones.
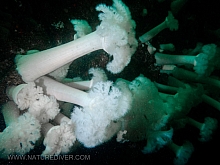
[42,122,76,155]
[96,0,138,74]
[0,112,41,159]
[28,95,60,124]
[16,82,43,110]
[71,80,132,148]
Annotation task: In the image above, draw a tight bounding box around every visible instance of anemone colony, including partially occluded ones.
[0,0,220,164]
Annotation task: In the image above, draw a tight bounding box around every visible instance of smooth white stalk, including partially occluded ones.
[187,117,202,130]
[41,123,54,137]
[63,79,93,90]
[53,113,71,125]
[162,66,220,89]
[1,101,20,127]
[35,76,92,107]
[167,76,186,88]
[139,12,178,43]
[202,94,220,111]
[139,21,168,43]
[16,32,103,82]
[154,82,178,94]
[155,52,195,65]
[168,142,181,155]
